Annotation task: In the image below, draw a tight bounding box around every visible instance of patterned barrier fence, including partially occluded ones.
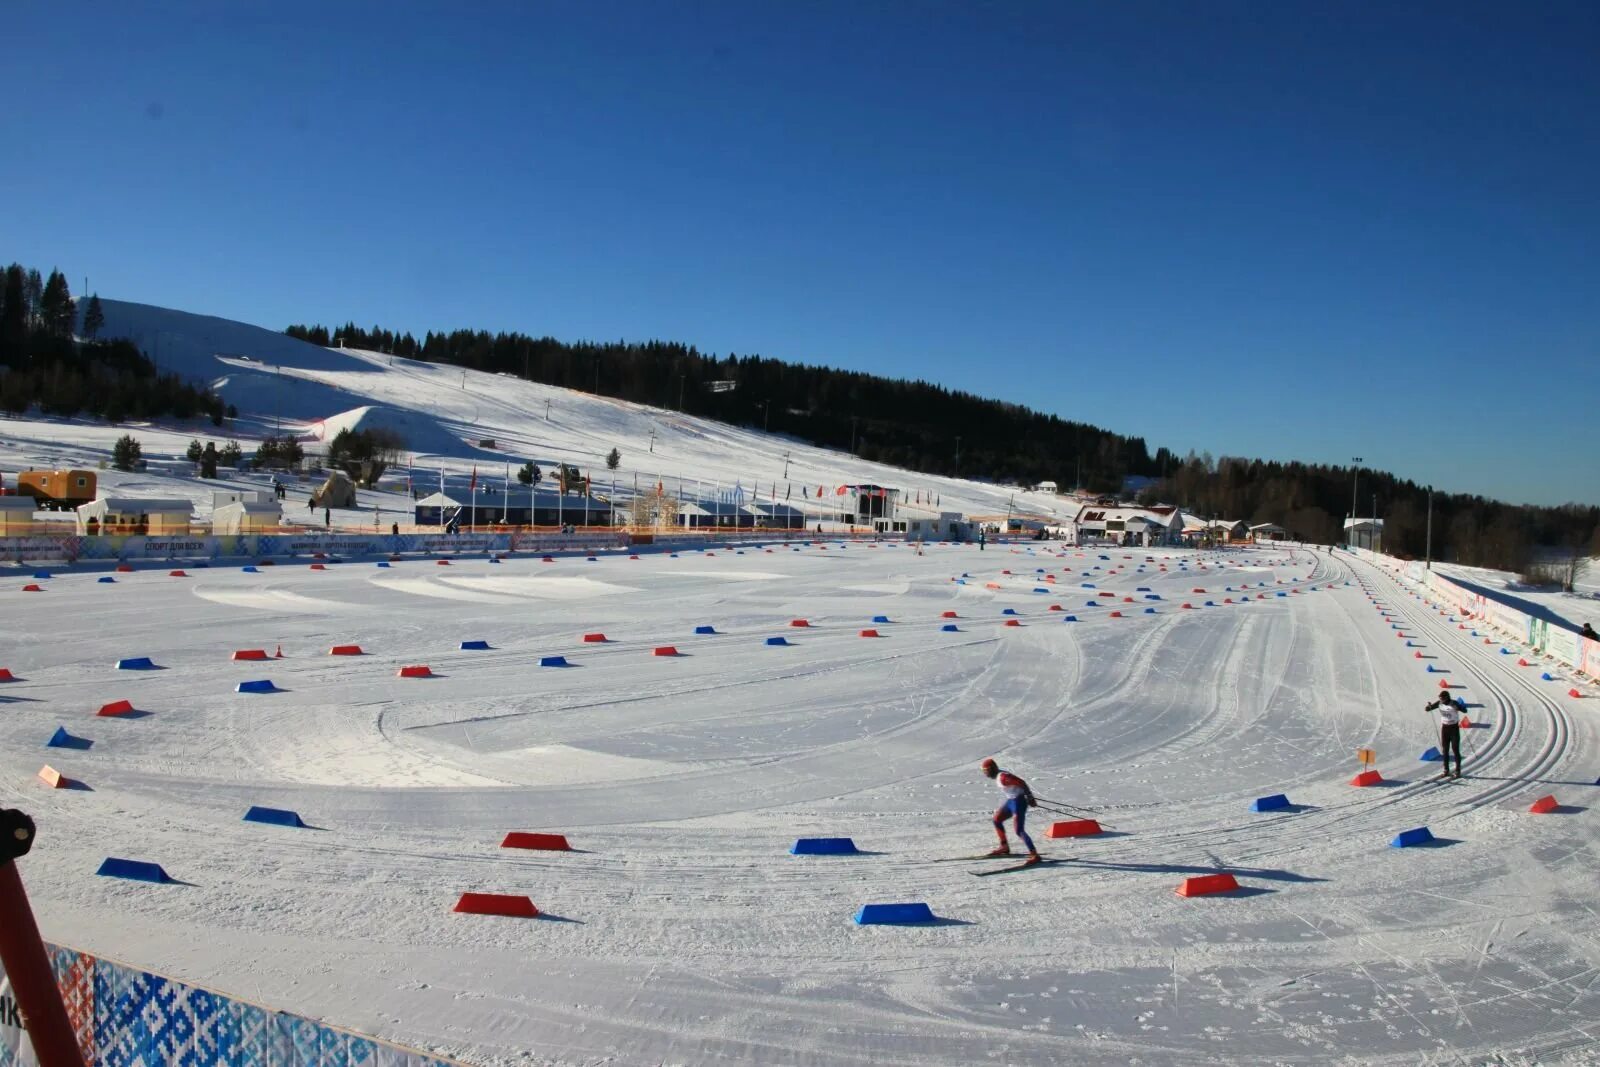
[4,943,458,1067]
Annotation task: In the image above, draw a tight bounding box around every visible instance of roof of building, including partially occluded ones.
[1343,517,1385,530]
[746,501,805,516]
[214,500,283,515]
[1076,505,1181,528]
[79,497,194,514]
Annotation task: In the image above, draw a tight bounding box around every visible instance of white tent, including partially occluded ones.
[213,499,283,534]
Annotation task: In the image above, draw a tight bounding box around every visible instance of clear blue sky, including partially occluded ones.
[5,1,1597,505]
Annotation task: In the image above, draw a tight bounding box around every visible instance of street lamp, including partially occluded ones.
[782,450,791,479]
[1350,457,1363,519]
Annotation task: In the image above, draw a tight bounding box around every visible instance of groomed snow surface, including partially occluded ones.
[5,544,1599,1066]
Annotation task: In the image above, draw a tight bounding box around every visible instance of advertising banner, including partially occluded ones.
[0,535,80,563]
[1544,626,1581,668]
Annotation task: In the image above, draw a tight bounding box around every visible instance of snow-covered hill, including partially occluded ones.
[1,299,1076,525]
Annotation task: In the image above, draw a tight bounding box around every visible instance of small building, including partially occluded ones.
[745,501,806,530]
[15,469,97,510]
[76,497,194,535]
[213,499,283,534]
[1249,522,1287,542]
[908,511,970,540]
[1344,517,1383,553]
[0,496,39,534]
[212,490,271,511]
[1209,519,1250,542]
[1035,480,1058,494]
[414,492,463,526]
[1076,505,1183,546]
[678,499,754,529]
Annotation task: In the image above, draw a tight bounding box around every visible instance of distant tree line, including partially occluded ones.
[1142,454,1599,572]
[1,261,225,424]
[285,322,1166,490]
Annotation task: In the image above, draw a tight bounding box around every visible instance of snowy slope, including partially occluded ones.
[0,299,1077,527]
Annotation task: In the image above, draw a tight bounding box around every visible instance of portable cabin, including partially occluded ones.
[15,469,97,510]
[212,499,283,534]
[76,497,194,535]
[0,496,39,534]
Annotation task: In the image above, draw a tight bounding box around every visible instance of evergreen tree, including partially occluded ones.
[82,294,105,339]
[0,265,26,362]
[111,434,142,471]
[606,447,621,471]
[23,269,42,325]
[186,439,203,462]
[516,460,540,485]
[219,440,243,466]
[40,270,73,337]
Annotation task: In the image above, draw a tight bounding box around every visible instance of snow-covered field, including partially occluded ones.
[6,543,1599,1065]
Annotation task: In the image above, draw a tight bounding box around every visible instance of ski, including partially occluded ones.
[933,853,1012,863]
[971,858,1067,877]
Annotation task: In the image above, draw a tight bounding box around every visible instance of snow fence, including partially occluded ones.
[1,942,460,1067]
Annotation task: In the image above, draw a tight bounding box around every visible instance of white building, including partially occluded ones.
[212,499,284,534]
[1344,516,1384,552]
[0,496,38,534]
[76,497,195,535]
[1075,504,1182,546]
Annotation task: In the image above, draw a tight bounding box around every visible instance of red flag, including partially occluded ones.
[469,465,477,494]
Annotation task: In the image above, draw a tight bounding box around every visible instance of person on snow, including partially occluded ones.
[981,758,1042,864]
[1425,690,1464,779]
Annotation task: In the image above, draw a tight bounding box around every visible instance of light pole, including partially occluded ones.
[648,429,656,453]
[851,416,859,453]
[1350,457,1363,520]
[782,450,791,478]
[757,400,769,433]
[955,435,961,473]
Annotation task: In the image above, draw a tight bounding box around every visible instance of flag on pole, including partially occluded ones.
[469,465,477,494]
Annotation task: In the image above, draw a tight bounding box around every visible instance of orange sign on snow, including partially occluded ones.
[1356,747,1376,766]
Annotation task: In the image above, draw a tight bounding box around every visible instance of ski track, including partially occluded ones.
[3,543,1598,1066]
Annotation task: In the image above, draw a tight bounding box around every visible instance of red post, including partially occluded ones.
[0,809,87,1067]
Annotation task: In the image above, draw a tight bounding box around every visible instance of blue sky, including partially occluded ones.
[4,1,1596,505]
